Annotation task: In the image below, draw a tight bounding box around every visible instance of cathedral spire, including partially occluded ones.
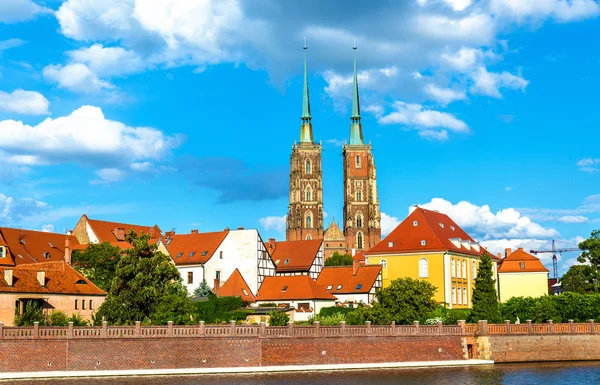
[300,38,313,143]
[349,40,364,145]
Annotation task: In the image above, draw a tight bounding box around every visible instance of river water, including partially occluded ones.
[14,362,600,385]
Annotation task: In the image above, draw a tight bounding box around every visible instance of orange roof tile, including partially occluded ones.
[0,261,106,296]
[353,250,366,263]
[256,275,337,301]
[366,208,489,258]
[498,248,549,273]
[0,227,79,266]
[86,218,161,248]
[165,230,229,266]
[218,269,255,302]
[270,239,322,272]
[316,265,381,294]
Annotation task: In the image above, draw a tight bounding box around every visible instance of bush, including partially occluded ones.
[258,302,277,308]
[49,311,69,326]
[311,312,346,326]
[68,313,89,326]
[14,301,46,326]
[445,309,472,325]
[318,306,356,318]
[268,311,290,326]
[195,296,245,324]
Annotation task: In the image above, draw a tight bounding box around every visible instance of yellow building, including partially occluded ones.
[364,207,499,309]
[497,248,549,302]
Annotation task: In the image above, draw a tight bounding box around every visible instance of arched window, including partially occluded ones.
[306,160,311,174]
[462,260,466,279]
[306,234,312,240]
[305,186,312,201]
[381,259,387,269]
[472,260,476,278]
[419,258,428,278]
[357,232,364,249]
[451,259,456,278]
[306,212,313,228]
[356,212,363,228]
[356,190,362,201]
[355,155,361,168]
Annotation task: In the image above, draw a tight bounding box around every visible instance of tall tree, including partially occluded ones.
[471,253,500,323]
[96,231,194,325]
[561,265,599,294]
[325,252,354,266]
[374,277,437,325]
[72,242,122,292]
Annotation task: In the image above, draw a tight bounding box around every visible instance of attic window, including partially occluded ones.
[336,285,343,290]
[43,252,50,259]
[176,252,183,258]
[20,239,26,245]
[388,242,394,248]
[282,286,288,292]
[450,226,455,231]
[413,221,418,227]
[165,238,172,245]
[189,251,196,258]
[439,223,444,228]
[201,250,208,256]
[242,289,249,296]
[76,279,87,284]
[356,284,363,290]
[520,262,525,270]
[326,285,333,290]
[284,259,290,264]
[420,240,427,246]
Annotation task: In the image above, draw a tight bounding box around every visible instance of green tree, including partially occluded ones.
[471,253,500,323]
[193,279,212,297]
[150,283,196,325]
[374,277,437,325]
[268,311,290,326]
[15,301,46,326]
[49,311,69,326]
[561,265,599,294]
[325,252,354,266]
[578,230,600,266]
[96,231,194,325]
[72,242,122,292]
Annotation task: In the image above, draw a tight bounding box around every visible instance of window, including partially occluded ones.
[355,154,361,168]
[188,271,193,284]
[189,251,196,258]
[381,259,387,279]
[43,252,50,259]
[306,160,311,174]
[357,232,364,249]
[82,300,86,310]
[451,259,456,278]
[282,285,288,292]
[201,250,208,256]
[176,252,183,258]
[439,223,444,228]
[388,242,394,247]
[306,212,313,228]
[381,259,387,269]
[520,262,525,270]
[462,260,467,279]
[356,212,363,228]
[90,300,93,310]
[452,287,456,305]
[298,302,310,310]
[220,251,223,259]
[305,187,312,201]
[420,240,426,246]
[356,283,363,290]
[284,259,290,264]
[419,258,429,278]
[215,271,221,280]
[463,288,467,306]
[472,261,476,278]
[450,226,455,231]
[356,190,362,201]
[326,285,333,290]
[74,299,78,310]
[336,285,343,290]
[413,221,418,226]
[306,234,312,240]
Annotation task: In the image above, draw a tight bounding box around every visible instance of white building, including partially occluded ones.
[161,228,276,296]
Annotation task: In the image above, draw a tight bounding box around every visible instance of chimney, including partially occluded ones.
[37,270,45,287]
[517,247,524,251]
[237,227,244,230]
[4,269,13,286]
[497,252,502,259]
[115,227,125,241]
[353,259,360,276]
[268,238,276,250]
[504,248,512,258]
[213,278,221,296]
[224,227,230,232]
[191,229,198,234]
[165,230,175,237]
[64,237,72,265]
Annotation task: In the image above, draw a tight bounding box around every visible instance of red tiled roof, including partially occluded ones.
[353,250,366,263]
[165,230,229,266]
[218,269,255,302]
[366,208,489,258]
[0,227,79,266]
[0,261,106,296]
[316,265,381,294]
[87,218,161,248]
[256,275,337,301]
[270,239,322,272]
[498,248,549,273]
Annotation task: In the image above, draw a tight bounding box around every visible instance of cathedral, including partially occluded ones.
[286,46,381,259]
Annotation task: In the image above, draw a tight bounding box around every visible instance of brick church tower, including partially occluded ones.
[286,46,324,241]
[342,46,381,252]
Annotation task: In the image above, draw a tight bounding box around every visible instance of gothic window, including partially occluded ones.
[419,258,428,278]
[306,234,312,240]
[306,212,313,228]
[306,160,312,174]
[356,212,363,228]
[305,186,312,201]
[356,190,362,201]
[357,232,364,249]
[355,155,361,168]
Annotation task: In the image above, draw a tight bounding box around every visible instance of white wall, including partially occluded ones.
[86,222,99,244]
[256,299,336,322]
[332,293,370,305]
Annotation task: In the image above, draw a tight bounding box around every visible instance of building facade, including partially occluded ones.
[498,248,549,302]
[266,238,324,280]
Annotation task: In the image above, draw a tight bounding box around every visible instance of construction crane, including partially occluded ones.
[530,240,580,279]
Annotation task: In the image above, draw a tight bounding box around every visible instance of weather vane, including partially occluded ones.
[304,36,307,50]
[353,37,357,50]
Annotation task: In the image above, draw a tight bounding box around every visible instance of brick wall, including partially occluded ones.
[488,335,600,363]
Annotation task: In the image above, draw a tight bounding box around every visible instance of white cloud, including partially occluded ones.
[67,44,145,77]
[0,105,182,169]
[490,0,600,22]
[260,215,287,233]
[424,84,467,105]
[381,212,401,237]
[0,0,50,23]
[470,66,529,98]
[577,158,600,173]
[440,47,499,71]
[0,89,49,115]
[518,194,600,222]
[0,193,47,223]
[415,13,496,45]
[43,63,113,94]
[41,224,55,233]
[323,67,400,104]
[90,168,127,185]
[378,101,469,141]
[0,38,25,51]
[558,215,589,224]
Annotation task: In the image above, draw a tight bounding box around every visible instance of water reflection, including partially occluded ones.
[13,362,600,385]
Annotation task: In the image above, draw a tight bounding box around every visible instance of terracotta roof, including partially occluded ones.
[498,248,549,273]
[218,269,255,302]
[86,217,161,248]
[353,250,366,263]
[165,230,229,266]
[324,220,345,241]
[256,275,337,301]
[270,239,322,272]
[0,261,106,296]
[316,265,381,294]
[366,208,489,258]
[0,227,79,266]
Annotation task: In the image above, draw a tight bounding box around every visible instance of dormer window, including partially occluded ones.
[326,285,333,290]
[520,262,525,270]
[413,221,418,227]
[165,238,172,245]
[336,285,343,290]
[76,279,87,284]
[284,259,290,264]
[20,239,26,245]
[356,284,363,290]
[420,240,427,246]
[388,242,394,247]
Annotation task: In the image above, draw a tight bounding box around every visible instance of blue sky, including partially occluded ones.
[1,0,599,275]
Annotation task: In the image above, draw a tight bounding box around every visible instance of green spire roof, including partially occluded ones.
[349,44,364,145]
[300,42,313,144]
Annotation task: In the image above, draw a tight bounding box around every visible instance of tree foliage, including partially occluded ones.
[193,279,212,298]
[15,301,46,326]
[374,277,437,325]
[499,292,600,323]
[325,252,354,267]
[72,242,122,292]
[471,253,500,323]
[561,265,599,294]
[95,231,194,325]
[268,310,290,326]
[195,295,246,324]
